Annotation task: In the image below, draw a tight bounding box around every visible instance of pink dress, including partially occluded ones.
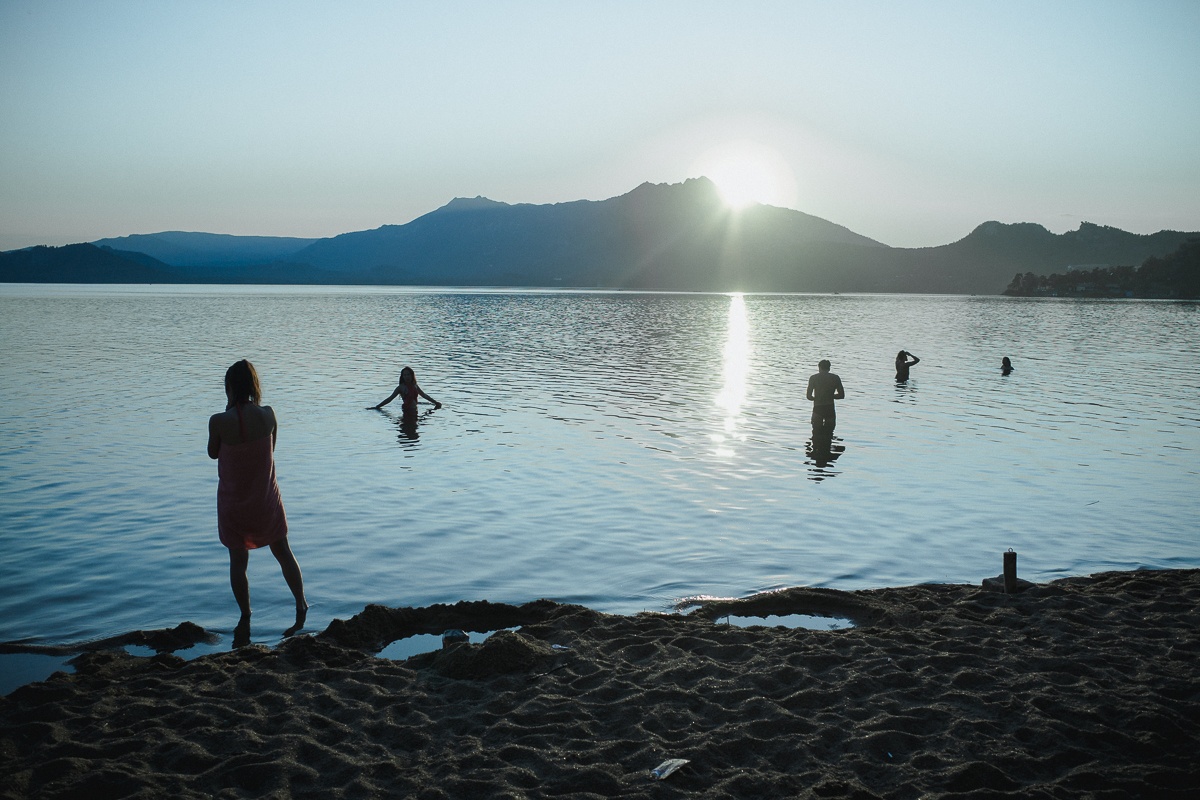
[217,406,288,550]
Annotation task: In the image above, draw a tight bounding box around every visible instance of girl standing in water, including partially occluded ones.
[371,366,442,415]
[208,360,307,630]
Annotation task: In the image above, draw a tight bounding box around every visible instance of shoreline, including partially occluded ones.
[3,568,1199,798]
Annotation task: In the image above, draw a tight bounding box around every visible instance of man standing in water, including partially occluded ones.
[806,359,845,439]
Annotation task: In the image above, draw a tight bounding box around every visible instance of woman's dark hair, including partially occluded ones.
[225,359,262,405]
[399,366,415,384]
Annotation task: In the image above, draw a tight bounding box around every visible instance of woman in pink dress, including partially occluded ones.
[208,360,306,630]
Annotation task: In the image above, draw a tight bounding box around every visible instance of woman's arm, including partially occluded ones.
[370,388,401,409]
[417,387,442,409]
[207,414,222,460]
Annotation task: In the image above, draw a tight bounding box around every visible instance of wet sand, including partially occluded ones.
[2,569,1198,798]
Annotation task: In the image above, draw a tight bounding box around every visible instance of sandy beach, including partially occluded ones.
[2,568,1198,799]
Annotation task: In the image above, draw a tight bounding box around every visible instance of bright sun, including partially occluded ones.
[694,142,795,210]
[709,157,778,209]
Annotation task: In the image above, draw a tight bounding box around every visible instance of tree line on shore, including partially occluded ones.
[1003,238,1200,298]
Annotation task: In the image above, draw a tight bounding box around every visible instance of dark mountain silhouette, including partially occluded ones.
[293,177,885,290]
[92,231,318,267]
[4,178,1197,292]
[286,179,1197,293]
[0,244,175,283]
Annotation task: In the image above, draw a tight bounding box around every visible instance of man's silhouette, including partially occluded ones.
[806,359,845,439]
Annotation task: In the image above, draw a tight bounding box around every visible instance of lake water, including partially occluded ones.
[1,285,1197,658]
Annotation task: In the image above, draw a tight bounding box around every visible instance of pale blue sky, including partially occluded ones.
[2,0,1197,250]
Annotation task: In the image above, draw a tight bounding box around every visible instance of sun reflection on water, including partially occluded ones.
[713,293,751,457]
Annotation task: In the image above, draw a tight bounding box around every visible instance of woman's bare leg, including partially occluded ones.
[228,548,251,619]
[269,538,307,613]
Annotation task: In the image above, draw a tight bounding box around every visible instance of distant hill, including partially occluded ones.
[885,221,1200,294]
[5,179,1198,293]
[0,243,340,285]
[0,244,174,283]
[92,231,319,267]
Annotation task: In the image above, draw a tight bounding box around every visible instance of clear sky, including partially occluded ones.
[2,0,1197,250]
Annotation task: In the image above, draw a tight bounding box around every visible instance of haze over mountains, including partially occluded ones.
[93,232,321,267]
[4,178,1196,294]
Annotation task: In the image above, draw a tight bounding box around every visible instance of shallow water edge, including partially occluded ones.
[2,565,1188,695]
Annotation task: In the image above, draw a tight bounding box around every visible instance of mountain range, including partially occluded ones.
[3,177,1196,294]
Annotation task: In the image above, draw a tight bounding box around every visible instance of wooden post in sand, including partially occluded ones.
[1003,549,1018,593]
[442,629,468,648]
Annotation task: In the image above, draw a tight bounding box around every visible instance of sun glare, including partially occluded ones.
[693,142,796,211]
[709,158,777,209]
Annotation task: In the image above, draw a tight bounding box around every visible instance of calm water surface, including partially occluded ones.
[1,286,1197,652]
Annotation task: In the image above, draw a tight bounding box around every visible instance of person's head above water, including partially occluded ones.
[818,359,831,372]
[225,359,262,405]
[1002,357,1012,368]
[399,366,415,385]
[896,350,908,360]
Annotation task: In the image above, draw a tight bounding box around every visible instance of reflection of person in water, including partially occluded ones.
[1001,356,1014,376]
[392,408,438,444]
[371,366,441,415]
[806,359,845,439]
[805,435,846,480]
[207,360,307,641]
[895,350,920,381]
